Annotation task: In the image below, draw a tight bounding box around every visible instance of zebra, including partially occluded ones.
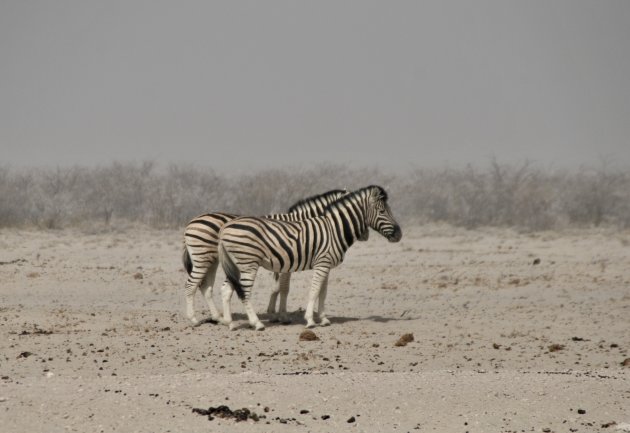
[218,185,402,330]
[182,189,350,326]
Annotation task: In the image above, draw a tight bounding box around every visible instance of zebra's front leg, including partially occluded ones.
[268,273,291,324]
[304,267,330,328]
[266,275,280,321]
[317,273,331,326]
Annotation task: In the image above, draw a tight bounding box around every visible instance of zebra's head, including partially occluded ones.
[365,185,402,243]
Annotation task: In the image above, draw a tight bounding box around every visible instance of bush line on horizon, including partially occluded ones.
[0,161,628,230]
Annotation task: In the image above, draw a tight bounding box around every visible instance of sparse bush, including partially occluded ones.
[0,161,628,230]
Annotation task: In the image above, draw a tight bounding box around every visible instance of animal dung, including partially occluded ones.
[299,330,319,341]
[192,405,262,422]
[394,333,414,347]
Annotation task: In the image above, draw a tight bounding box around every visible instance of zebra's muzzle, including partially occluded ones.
[388,225,402,242]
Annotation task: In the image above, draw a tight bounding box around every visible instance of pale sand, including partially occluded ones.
[0,225,628,432]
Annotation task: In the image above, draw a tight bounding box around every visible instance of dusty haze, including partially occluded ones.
[1,1,630,169]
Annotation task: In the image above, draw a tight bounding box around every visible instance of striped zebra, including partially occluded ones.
[218,185,402,330]
[182,189,349,326]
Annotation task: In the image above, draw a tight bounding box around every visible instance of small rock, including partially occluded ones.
[17,351,33,359]
[299,409,309,414]
[548,344,565,352]
[299,330,319,341]
[133,272,143,280]
[601,421,616,428]
[577,409,586,415]
[542,428,551,432]
[394,333,414,347]
[533,258,541,265]
[347,416,356,423]
[493,343,501,349]
[321,415,330,420]
[621,358,630,367]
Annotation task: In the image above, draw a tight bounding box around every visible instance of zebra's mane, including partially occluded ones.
[324,185,388,212]
[286,189,347,213]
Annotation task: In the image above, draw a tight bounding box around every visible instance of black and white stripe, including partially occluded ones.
[182,189,348,325]
[218,185,402,330]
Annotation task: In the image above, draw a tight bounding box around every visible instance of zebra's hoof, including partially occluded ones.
[305,321,317,329]
[190,318,201,327]
[254,322,265,331]
[227,322,236,331]
[320,317,331,327]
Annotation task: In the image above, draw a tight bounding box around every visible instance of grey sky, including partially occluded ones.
[1,1,629,170]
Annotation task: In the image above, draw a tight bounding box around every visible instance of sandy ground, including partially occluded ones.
[0,224,629,432]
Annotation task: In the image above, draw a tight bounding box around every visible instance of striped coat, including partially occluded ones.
[218,185,402,330]
[182,189,348,325]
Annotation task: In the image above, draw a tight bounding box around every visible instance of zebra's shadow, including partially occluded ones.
[207,311,415,328]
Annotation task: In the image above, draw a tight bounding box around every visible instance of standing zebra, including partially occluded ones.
[182,189,349,325]
[218,185,402,330]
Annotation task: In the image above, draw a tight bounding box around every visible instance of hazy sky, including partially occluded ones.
[1,1,629,169]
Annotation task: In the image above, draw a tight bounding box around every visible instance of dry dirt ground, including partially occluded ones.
[1,224,629,433]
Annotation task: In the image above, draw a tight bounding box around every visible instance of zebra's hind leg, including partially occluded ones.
[317,273,331,326]
[198,261,221,323]
[238,268,264,331]
[304,267,330,328]
[220,280,236,330]
[184,263,211,326]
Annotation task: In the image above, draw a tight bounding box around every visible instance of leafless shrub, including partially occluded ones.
[0,161,628,230]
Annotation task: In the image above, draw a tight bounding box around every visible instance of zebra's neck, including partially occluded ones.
[324,191,369,251]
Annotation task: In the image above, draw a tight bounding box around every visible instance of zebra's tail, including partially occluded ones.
[219,242,245,300]
[273,272,280,282]
[182,247,193,276]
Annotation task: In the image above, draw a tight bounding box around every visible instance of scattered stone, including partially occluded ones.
[493,343,501,349]
[542,428,551,432]
[299,330,319,341]
[548,344,565,352]
[17,351,33,359]
[347,416,356,423]
[577,409,586,415]
[321,415,330,420]
[394,333,414,347]
[299,409,309,414]
[601,421,617,428]
[621,358,630,367]
[133,272,143,280]
[571,337,585,341]
[532,258,541,265]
